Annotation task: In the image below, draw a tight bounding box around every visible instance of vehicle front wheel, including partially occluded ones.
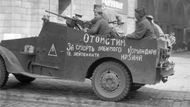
[92,61,131,101]
[14,74,35,84]
[0,57,8,88]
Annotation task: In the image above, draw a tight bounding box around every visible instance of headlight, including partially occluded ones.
[24,45,35,54]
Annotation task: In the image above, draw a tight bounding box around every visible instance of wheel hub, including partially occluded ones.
[101,70,120,92]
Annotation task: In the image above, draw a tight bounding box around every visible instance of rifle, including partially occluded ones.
[45,10,72,20]
[45,10,84,30]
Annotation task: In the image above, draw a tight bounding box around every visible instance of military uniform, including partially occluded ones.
[102,9,116,22]
[152,23,162,38]
[126,17,156,39]
[146,15,164,38]
[87,17,111,36]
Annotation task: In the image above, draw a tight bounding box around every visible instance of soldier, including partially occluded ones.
[146,15,164,38]
[125,8,156,39]
[86,7,111,36]
[146,15,176,48]
[101,3,118,28]
[90,4,118,27]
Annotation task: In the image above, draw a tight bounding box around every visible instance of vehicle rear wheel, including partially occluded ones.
[92,61,131,101]
[130,83,144,91]
[0,57,8,88]
[14,74,35,83]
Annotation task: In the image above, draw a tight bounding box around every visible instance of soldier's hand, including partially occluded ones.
[83,28,88,32]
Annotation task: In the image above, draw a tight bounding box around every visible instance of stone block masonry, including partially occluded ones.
[0,0,137,40]
[0,0,58,40]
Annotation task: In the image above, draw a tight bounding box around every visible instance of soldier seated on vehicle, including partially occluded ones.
[146,15,164,39]
[86,7,111,37]
[111,15,125,37]
[89,4,123,38]
[124,8,156,39]
[146,15,176,49]
[145,15,175,68]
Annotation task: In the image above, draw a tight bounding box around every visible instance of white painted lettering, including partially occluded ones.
[95,36,100,43]
[83,33,89,43]
[90,35,95,43]
[102,0,123,9]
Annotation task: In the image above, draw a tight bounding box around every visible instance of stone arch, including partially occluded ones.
[173,1,186,49]
[137,0,155,16]
[158,0,172,24]
[187,6,190,26]
[184,6,190,45]
[174,1,185,27]
[157,0,173,34]
[146,0,155,16]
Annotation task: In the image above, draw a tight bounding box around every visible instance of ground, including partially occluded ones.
[0,51,190,107]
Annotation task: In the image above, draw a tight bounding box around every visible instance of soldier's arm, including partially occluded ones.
[87,20,100,35]
[126,22,147,39]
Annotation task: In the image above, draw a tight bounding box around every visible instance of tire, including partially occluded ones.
[91,61,131,101]
[130,83,144,91]
[14,74,35,83]
[0,57,8,88]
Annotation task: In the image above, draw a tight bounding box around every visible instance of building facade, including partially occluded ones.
[0,0,58,40]
[138,0,190,49]
[0,0,137,41]
[59,0,137,34]
[1,0,189,49]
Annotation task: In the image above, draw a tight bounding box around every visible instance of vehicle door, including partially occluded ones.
[34,22,67,77]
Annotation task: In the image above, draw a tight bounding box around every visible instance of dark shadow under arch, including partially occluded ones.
[157,0,172,24]
[173,1,186,50]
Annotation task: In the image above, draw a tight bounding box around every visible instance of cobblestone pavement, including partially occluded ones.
[0,52,190,107]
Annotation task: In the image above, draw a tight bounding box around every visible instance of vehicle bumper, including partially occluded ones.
[160,62,175,77]
[157,62,175,77]
[155,62,175,83]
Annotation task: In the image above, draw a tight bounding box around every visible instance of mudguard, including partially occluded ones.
[0,46,25,74]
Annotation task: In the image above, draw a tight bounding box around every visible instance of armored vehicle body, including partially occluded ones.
[0,16,175,101]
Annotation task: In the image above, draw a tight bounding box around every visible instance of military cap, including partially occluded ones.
[93,4,103,14]
[146,15,154,20]
[94,4,102,10]
[135,7,146,17]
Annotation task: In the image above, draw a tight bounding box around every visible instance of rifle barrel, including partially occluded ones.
[45,10,84,29]
[45,10,69,19]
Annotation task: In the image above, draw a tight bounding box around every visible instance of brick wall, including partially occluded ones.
[0,0,58,40]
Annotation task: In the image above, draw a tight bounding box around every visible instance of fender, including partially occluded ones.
[0,46,25,74]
